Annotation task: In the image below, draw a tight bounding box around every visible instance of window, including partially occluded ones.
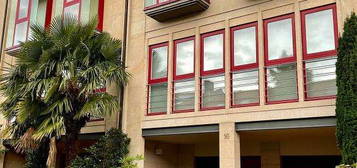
[6,0,52,48]
[147,43,168,115]
[231,22,259,107]
[173,37,195,113]
[200,30,225,110]
[61,0,105,31]
[13,0,31,46]
[264,14,298,104]
[301,4,338,100]
[63,0,81,21]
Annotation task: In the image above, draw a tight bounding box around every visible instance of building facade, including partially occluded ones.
[122,0,357,168]
[0,0,356,167]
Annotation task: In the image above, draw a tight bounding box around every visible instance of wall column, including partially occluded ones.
[219,122,241,168]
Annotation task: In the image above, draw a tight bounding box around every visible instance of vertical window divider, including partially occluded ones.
[257,10,265,106]
[294,3,305,102]
[224,21,231,110]
[167,34,174,115]
[194,27,200,112]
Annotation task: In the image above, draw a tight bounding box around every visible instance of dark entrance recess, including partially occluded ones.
[195,156,261,168]
[282,156,341,168]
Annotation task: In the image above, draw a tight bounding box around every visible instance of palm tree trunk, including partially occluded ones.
[46,137,57,168]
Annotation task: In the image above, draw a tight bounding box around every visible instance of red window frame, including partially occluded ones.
[301,4,338,60]
[301,4,338,101]
[172,37,195,113]
[45,0,54,28]
[263,13,298,104]
[144,0,210,10]
[264,13,297,66]
[12,0,32,47]
[230,22,260,107]
[148,42,169,84]
[230,22,259,71]
[63,0,81,21]
[200,30,225,76]
[147,42,169,116]
[62,0,105,31]
[97,0,105,31]
[200,30,225,111]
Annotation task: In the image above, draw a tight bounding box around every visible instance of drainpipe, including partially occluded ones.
[0,0,9,58]
[118,0,129,130]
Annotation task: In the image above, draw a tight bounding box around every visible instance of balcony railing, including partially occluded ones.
[144,0,210,22]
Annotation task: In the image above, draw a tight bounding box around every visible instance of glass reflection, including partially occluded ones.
[306,9,335,54]
[305,58,336,97]
[203,34,224,71]
[176,40,194,75]
[267,64,298,102]
[18,0,30,19]
[152,46,168,79]
[232,70,259,105]
[14,21,28,46]
[234,27,256,66]
[174,80,195,111]
[145,0,156,7]
[64,4,80,20]
[267,18,294,60]
[150,83,167,113]
[201,75,225,108]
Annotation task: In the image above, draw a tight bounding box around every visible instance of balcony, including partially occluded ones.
[144,0,210,22]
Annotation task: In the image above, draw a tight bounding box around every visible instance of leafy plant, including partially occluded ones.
[0,16,129,166]
[119,155,143,168]
[70,128,130,168]
[336,12,357,164]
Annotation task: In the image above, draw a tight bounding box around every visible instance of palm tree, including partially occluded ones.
[0,16,129,166]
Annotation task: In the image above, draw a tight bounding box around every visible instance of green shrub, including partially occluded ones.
[119,155,144,168]
[336,12,357,164]
[336,163,357,168]
[70,128,130,168]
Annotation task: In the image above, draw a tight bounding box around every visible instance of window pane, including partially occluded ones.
[267,18,294,60]
[176,40,194,76]
[18,0,30,19]
[305,58,336,98]
[14,21,28,46]
[233,27,257,66]
[201,75,225,108]
[63,3,80,20]
[174,80,195,111]
[267,63,298,102]
[149,83,167,113]
[232,70,259,105]
[145,0,156,7]
[306,9,335,54]
[151,46,168,79]
[203,34,224,71]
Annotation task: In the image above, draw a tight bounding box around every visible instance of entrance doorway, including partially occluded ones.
[282,156,341,168]
[195,156,261,168]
